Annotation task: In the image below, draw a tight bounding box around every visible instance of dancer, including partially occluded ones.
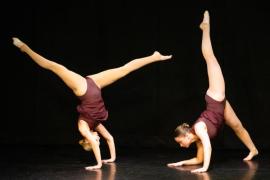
[167,11,258,173]
[12,37,172,170]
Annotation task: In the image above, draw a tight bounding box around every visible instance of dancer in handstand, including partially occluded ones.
[12,37,172,170]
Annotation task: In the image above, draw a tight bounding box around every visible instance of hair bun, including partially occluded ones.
[182,123,190,128]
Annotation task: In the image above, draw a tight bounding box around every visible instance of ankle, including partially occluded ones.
[251,148,258,154]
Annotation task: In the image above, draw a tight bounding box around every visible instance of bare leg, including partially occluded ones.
[12,37,87,96]
[78,120,102,170]
[89,51,172,89]
[224,100,258,160]
[96,124,116,163]
[200,11,225,101]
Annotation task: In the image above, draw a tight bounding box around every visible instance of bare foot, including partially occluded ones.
[12,37,25,48]
[85,164,102,170]
[79,139,93,151]
[243,149,259,161]
[152,51,172,61]
[200,10,210,30]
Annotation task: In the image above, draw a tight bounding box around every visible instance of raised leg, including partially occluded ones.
[200,11,225,101]
[89,51,172,89]
[224,100,258,160]
[12,37,87,96]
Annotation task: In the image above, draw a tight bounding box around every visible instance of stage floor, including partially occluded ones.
[0,145,269,180]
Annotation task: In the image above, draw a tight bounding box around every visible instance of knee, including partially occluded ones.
[121,64,132,75]
[202,49,216,60]
[50,63,67,72]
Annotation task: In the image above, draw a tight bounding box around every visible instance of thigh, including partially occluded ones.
[224,101,243,128]
[206,58,225,101]
[88,67,126,89]
[55,67,87,96]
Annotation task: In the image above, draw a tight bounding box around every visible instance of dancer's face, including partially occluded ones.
[174,134,193,148]
[83,132,100,144]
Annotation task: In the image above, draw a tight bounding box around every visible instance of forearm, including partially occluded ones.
[107,139,116,160]
[182,157,203,165]
[91,141,102,166]
[202,146,212,169]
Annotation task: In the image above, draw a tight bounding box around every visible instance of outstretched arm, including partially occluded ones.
[192,122,212,173]
[167,141,204,167]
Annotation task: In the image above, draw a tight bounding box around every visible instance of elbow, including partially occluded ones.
[106,135,114,143]
[204,143,212,151]
[87,136,99,147]
[197,158,203,164]
[203,144,212,155]
[206,145,212,153]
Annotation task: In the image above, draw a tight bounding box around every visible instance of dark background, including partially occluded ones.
[2,0,270,151]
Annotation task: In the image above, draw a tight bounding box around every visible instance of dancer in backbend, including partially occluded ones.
[12,37,172,170]
[167,11,258,173]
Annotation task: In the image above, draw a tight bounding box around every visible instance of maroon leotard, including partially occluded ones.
[77,77,108,130]
[193,94,226,139]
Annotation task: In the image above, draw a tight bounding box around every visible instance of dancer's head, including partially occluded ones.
[79,131,100,151]
[174,123,195,148]
[79,138,92,151]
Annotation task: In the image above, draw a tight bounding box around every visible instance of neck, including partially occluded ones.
[189,132,199,143]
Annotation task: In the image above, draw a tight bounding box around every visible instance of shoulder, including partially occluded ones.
[194,121,207,133]
[194,121,210,142]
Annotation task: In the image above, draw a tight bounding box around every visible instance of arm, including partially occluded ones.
[191,122,212,173]
[84,132,103,170]
[167,141,204,167]
[95,124,116,163]
[104,137,116,163]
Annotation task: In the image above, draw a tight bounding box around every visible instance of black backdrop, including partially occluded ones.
[2,0,270,150]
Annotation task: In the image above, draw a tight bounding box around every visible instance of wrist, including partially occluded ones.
[202,166,208,170]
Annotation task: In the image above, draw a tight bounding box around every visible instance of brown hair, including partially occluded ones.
[174,123,191,137]
[79,139,92,151]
